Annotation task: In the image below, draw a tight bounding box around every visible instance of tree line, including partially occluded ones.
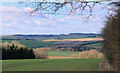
[1,43,35,59]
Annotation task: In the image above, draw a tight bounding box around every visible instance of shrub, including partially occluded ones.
[33,48,48,59]
[78,49,104,58]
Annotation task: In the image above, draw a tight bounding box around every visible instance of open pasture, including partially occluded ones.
[2,58,104,71]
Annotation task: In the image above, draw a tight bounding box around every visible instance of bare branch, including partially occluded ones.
[19,1,120,21]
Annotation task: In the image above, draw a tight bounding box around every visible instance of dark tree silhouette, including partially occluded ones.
[2,44,35,59]
[102,5,120,70]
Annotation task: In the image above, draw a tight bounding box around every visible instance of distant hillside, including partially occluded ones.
[10,33,100,41]
[1,33,102,50]
[14,33,99,36]
[1,33,100,41]
[69,33,99,35]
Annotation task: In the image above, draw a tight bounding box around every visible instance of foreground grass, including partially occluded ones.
[2,58,104,71]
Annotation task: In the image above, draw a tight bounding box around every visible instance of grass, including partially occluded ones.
[2,40,55,48]
[48,51,80,57]
[2,58,104,71]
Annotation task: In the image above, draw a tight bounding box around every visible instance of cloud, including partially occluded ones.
[0,6,23,12]
[24,7,33,12]
[1,3,108,35]
[34,21,41,25]
[1,6,69,34]
[5,24,12,26]
[24,21,31,24]
[58,19,64,22]
[65,15,81,20]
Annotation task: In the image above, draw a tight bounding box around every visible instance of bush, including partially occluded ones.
[33,48,48,59]
[78,49,104,58]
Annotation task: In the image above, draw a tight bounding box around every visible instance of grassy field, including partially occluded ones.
[48,51,80,57]
[2,40,55,48]
[2,58,104,71]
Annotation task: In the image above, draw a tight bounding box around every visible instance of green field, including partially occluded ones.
[2,58,104,71]
[48,51,80,57]
[2,40,55,48]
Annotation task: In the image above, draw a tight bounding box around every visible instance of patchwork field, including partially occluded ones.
[2,58,104,71]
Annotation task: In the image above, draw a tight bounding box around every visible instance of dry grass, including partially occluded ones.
[44,38,103,42]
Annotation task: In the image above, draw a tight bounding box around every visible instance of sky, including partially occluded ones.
[0,2,111,35]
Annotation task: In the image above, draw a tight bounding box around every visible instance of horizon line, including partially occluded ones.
[1,32,100,35]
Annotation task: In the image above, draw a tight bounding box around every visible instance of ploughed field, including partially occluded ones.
[2,58,104,71]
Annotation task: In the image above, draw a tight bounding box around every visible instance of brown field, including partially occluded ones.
[44,38,103,42]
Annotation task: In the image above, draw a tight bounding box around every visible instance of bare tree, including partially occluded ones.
[19,0,120,21]
[19,1,105,20]
[19,0,119,16]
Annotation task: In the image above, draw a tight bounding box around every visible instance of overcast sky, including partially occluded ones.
[0,2,110,35]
